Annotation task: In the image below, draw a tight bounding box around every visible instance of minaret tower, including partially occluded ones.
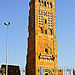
[26,0,58,75]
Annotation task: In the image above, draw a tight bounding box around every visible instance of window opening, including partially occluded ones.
[50,29,53,35]
[40,27,44,33]
[45,73,48,75]
[47,2,49,8]
[45,49,48,54]
[45,30,47,34]
[50,2,52,8]
[44,2,46,6]
[45,19,47,24]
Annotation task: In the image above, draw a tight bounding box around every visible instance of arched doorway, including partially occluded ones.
[45,73,48,75]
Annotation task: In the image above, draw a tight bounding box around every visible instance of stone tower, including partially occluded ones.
[26,0,58,75]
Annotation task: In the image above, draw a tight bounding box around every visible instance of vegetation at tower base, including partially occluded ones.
[26,0,58,75]
[1,64,21,75]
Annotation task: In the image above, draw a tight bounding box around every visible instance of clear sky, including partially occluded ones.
[0,0,75,68]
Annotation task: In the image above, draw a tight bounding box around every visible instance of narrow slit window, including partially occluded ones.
[44,2,46,7]
[47,2,49,8]
[45,48,48,54]
[40,27,44,33]
[45,30,47,34]
[50,2,52,8]
[45,19,47,24]
[50,29,53,35]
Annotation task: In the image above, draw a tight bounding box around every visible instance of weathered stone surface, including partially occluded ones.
[26,0,58,75]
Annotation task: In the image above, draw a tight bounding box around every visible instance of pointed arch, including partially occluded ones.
[44,44,52,54]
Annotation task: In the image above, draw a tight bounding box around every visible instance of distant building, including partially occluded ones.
[58,70,63,75]
[1,65,21,75]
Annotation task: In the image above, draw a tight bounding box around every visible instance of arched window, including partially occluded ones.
[52,55,54,57]
[47,2,49,8]
[45,48,48,54]
[42,1,43,3]
[44,1,46,7]
[42,1,43,6]
[50,2,52,8]
[50,29,53,35]
[40,27,44,33]
[45,73,48,75]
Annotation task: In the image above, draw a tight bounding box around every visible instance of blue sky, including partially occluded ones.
[0,0,75,68]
